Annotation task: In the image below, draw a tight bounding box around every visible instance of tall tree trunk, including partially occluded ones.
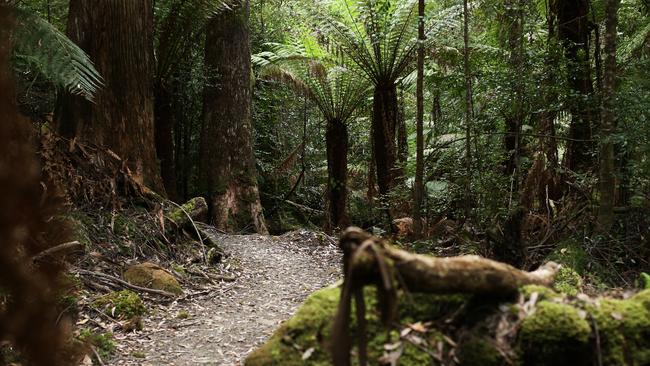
[55,0,163,193]
[397,88,408,169]
[200,0,268,234]
[413,0,425,238]
[326,120,350,231]
[540,0,560,168]
[597,0,620,231]
[557,0,596,172]
[367,124,377,200]
[372,83,399,198]
[154,84,178,201]
[463,0,473,219]
[503,0,525,194]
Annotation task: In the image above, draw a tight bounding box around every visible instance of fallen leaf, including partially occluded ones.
[408,322,428,333]
[302,347,315,360]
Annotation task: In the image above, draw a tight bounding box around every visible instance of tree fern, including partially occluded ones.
[11,8,102,100]
[254,38,370,124]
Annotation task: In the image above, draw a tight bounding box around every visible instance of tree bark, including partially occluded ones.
[597,0,620,231]
[154,84,178,201]
[412,0,425,238]
[55,0,163,193]
[326,120,350,231]
[397,88,408,169]
[372,83,399,197]
[557,0,596,172]
[503,0,525,193]
[540,0,560,168]
[463,0,473,219]
[200,0,268,234]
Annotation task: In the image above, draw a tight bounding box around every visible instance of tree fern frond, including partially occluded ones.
[12,9,102,100]
[618,16,650,64]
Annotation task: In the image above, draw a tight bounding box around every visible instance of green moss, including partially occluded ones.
[78,330,115,360]
[245,284,340,366]
[94,290,146,319]
[400,293,468,323]
[520,284,561,301]
[171,263,187,277]
[177,310,190,319]
[166,197,205,223]
[639,272,650,290]
[547,241,589,274]
[588,291,650,365]
[519,301,591,366]
[458,337,503,366]
[132,351,146,359]
[553,267,583,296]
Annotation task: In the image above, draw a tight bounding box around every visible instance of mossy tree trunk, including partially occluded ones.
[199,0,268,234]
[56,0,164,193]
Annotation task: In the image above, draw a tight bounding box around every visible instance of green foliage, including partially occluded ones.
[11,8,102,100]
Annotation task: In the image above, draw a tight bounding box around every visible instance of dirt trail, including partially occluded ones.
[109,230,341,366]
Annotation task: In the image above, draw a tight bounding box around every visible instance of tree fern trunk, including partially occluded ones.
[326,119,350,231]
[56,0,163,193]
[200,0,268,234]
[372,83,399,197]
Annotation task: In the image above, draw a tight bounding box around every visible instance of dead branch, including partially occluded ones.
[31,241,83,262]
[74,268,177,298]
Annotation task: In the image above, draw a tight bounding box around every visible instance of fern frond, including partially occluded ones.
[12,9,102,100]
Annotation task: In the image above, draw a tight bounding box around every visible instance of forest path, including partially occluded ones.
[109,230,341,366]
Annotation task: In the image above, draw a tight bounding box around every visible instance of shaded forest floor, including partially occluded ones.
[107,230,340,365]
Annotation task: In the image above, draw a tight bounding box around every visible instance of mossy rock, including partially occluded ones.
[94,290,146,319]
[519,301,592,366]
[123,262,183,295]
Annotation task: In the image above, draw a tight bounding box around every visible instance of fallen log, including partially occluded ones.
[332,227,561,366]
[340,227,559,295]
[165,197,208,229]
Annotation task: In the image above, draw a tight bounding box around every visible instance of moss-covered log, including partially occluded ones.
[340,227,559,295]
[165,197,208,227]
[247,228,650,366]
[245,285,650,366]
[332,228,561,366]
